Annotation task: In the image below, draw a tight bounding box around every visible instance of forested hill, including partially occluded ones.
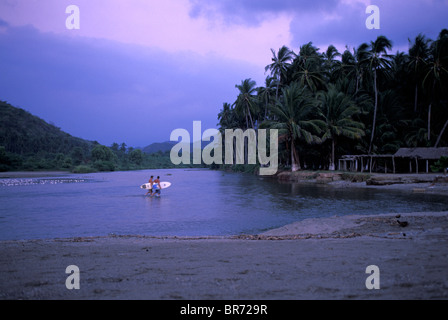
[0,101,201,172]
[0,100,96,171]
[0,100,94,155]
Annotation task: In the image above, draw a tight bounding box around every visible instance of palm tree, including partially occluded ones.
[334,49,354,81]
[293,58,326,93]
[234,79,258,129]
[290,42,326,93]
[297,42,320,65]
[335,44,369,95]
[423,29,448,146]
[316,84,365,170]
[265,46,295,99]
[363,36,393,154]
[404,118,428,147]
[218,103,238,131]
[264,83,322,171]
[257,76,277,120]
[408,34,431,113]
[374,90,403,154]
[322,45,341,82]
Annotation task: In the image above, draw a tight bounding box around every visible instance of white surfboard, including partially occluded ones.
[140,182,171,190]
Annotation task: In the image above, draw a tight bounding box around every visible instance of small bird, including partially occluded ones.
[397,220,408,227]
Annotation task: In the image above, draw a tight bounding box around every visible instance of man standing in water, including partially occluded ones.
[145,176,154,196]
[151,176,162,197]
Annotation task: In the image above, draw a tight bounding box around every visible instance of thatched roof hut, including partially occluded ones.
[394,147,448,159]
[339,148,448,173]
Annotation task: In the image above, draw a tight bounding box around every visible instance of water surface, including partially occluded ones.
[1,169,447,240]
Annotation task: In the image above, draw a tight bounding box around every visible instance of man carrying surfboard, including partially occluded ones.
[140,179,171,195]
[151,176,162,197]
[145,176,154,196]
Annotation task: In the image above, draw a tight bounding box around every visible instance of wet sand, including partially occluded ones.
[1,211,447,300]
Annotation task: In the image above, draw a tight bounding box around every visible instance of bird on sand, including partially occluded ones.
[397,220,409,227]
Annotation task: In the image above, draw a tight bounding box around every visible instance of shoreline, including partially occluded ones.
[269,170,448,196]
[1,211,447,300]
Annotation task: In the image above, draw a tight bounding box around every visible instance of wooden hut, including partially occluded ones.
[339,147,448,173]
[393,147,448,173]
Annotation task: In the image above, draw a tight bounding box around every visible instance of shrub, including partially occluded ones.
[93,160,117,172]
[431,156,448,173]
[72,165,96,173]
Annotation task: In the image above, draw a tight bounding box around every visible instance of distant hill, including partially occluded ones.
[0,100,94,155]
[0,101,207,172]
[142,140,209,155]
[141,141,176,154]
[0,100,97,171]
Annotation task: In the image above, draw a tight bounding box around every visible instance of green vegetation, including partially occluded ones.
[0,101,200,173]
[431,156,448,173]
[217,30,448,172]
[0,101,93,172]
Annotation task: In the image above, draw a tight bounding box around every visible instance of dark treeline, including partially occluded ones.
[217,30,448,172]
[0,101,198,172]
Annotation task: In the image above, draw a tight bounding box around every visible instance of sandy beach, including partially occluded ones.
[1,210,447,300]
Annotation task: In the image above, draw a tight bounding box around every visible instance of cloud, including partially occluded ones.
[297,0,448,50]
[188,0,340,26]
[0,24,261,147]
[0,0,293,68]
[189,0,448,54]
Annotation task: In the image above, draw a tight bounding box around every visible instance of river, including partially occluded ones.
[1,169,447,240]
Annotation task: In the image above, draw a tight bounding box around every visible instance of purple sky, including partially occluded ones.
[1,0,447,147]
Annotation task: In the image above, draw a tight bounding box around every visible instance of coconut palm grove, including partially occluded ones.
[217,30,448,172]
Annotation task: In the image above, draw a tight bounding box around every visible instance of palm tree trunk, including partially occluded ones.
[435,118,448,148]
[329,139,336,171]
[369,69,378,154]
[291,139,300,172]
[428,103,432,141]
[264,101,268,120]
[275,74,281,101]
[414,84,418,113]
[428,79,436,142]
[356,76,359,94]
[247,105,255,129]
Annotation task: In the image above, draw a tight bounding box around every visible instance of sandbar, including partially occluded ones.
[1,211,447,300]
